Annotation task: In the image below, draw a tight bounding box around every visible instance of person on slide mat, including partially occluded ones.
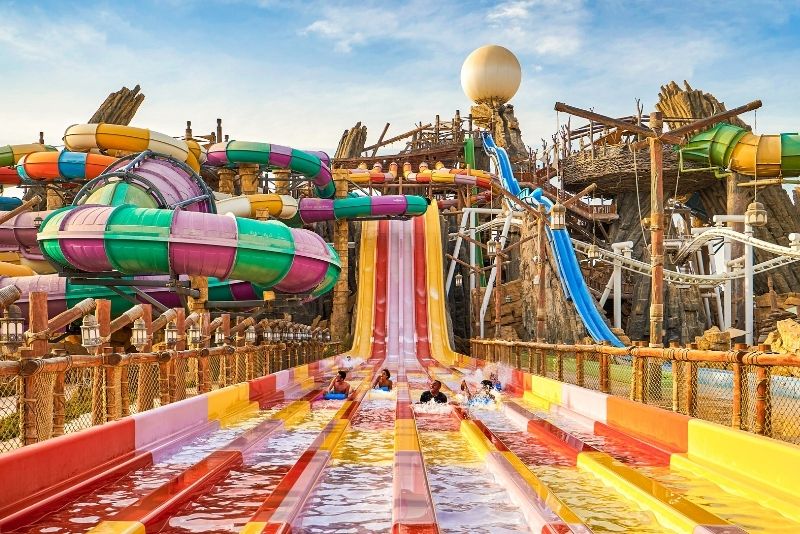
[419,380,447,403]
[328,370,351,395]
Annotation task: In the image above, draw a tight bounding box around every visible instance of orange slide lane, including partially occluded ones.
[371,220,389,359]
[413,215,431,360]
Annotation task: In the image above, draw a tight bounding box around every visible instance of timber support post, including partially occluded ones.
[92,299,111,426]
[330,172,350,347]
[536,206,547,341]
[648,111,665,347]
[23,292,51,444]
[172,308,187,401]
[136,304,156,412]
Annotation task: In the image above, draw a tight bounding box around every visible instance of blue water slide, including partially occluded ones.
[481,132,520,196]
[481,132,622,347]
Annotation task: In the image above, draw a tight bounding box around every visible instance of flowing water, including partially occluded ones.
[16,407,286,534]
[162,406,340,533]
[293,399,396,533]
[409,378,529,534]
[515,396,800,533]
[474,399,670,533]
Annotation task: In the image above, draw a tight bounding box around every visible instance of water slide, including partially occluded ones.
[682,122,800,177]
[481,132,623,346]
[16,151,118,183]
[402,160,494,188]
[35,152,340,299]
[4,200,800,533]
[216,193,428,226]
[64,124,206,172]
[207,140,335,198]
[0,131,431,319]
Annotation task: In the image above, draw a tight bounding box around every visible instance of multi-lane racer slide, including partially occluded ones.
[481,132,623,347]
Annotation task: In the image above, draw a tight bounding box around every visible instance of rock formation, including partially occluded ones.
[470,103,529,164]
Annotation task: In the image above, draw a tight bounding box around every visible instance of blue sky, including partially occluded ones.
[2,0,800,155]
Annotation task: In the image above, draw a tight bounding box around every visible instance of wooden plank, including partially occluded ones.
[362,123,432,153]
[371,123,390,157]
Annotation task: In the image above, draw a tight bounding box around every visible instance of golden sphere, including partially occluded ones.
[460,45,522,106]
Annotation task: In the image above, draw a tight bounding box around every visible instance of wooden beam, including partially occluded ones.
[362,123,432,153]
[499,233,536,255]
[0,195,42,226]
[561,183,597,209]
[453,233,489,251]
[371,122,391,157]
[490,182,541,220]
[667,100,762,139]
[446,254,482,274]
[554,102,674,142]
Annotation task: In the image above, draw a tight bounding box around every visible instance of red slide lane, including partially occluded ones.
[413,215,431,359]
[371,220,389,359]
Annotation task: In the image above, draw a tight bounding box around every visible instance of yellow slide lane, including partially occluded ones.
[345,220,378,358]
[423,203,465,365]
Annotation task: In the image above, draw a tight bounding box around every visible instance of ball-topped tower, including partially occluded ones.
[460,45,522,107]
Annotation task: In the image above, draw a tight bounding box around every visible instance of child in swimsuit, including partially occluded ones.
[374,368,393,391]
[328,370,351,395]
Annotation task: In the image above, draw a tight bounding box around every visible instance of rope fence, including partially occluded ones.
[471,338,800,445]
[0,340,336,453]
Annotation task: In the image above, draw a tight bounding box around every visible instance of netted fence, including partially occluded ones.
[472,339,800,445]
[0,374,20,453]
[0,340,329,454]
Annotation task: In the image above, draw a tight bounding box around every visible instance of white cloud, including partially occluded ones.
[486,0,587,57]
[1,0,799,174]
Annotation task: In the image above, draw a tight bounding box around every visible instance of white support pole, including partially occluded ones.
[478,211,514,338]
[695,250,713,328]
[723,234,732,330]
[707,242,725,329]
[446,210,470,296]
[610,242,633,330]
[613,258,622,329]
[745,222,754,345]
[598,275,613,307]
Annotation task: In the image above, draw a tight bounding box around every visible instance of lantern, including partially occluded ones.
[164,320,178,347]
[264,326,273,343]
[33,215,43,230]
[0,305,23,353]
[455,273,463,288]
[745,201,767,228]
[323,329,331,343]
[245,325,257,344]
[504,295,512,304]
[81,314,101,353]
[131,317,148,352]
[487,239,499,257]
[214,327,225,346]
[188,323,202,348]
[587,244,600,260]
[550,203,566,230]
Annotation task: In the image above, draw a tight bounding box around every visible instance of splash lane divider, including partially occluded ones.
[392,380,439,534]
[0,357,339,531]
[508,398,746,533]
[421,366,584,533]
[87,390,322,533]
[669,422,800,524]
[0,420,213,532]
[240,364,379,533]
